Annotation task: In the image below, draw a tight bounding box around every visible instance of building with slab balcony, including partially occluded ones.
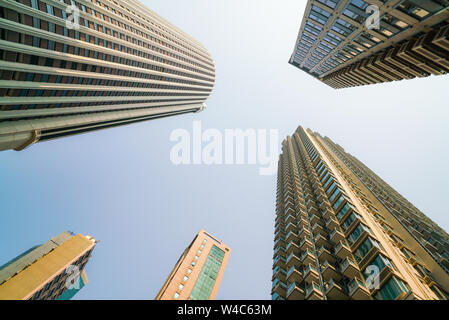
[0,231,97,300]
[0,0,215,151]
[289,0,449,89]
[155,230,231,300]
[272,126,449,300]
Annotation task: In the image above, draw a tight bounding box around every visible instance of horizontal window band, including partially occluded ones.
[0,100,206,121]
[73,0,213,62]
[2,0,215,71]
[0,80,212,94]
[0,17,215,80]
[0,40,215,86]
[0,60,213,90]
[0,94,206,105]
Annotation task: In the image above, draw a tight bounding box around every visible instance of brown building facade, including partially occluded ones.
[156,230,231,300]
[0,231,97,300]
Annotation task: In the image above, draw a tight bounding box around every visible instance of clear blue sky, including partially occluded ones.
[1,0,448,300]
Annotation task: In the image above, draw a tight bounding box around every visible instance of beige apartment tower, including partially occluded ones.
[290,0,449,88]
[273,126,449,300]
[156,230,231,300]
[0,231,97,300]
[0,0,215,151]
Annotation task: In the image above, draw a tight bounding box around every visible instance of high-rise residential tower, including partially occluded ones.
[0,0,215,151]
[289,0,449,89]
[0,231,97,300]
[156,230,231,300]
[273,126,449,300]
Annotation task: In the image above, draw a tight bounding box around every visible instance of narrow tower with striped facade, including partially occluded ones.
[273,126,449,300]
[0,0,215,151]
[156,230,231,300]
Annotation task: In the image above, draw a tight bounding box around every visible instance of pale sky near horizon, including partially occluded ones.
[0,0,448,300]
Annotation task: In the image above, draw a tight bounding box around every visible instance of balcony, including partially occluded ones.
[297,218,309,229]
[284,191,293,200]
[433,24,449,50]
[405,256,419,267]
[348,278,371,300]
[317,246,336,264]
[391,236,406,249]
[317,192,326,203]
[303,264,320,284]
[274,237,286,249]
[285,203,295,214]
[325,278,349,300]
[286,241,300,255]
[286,266,303,283]
[314,233,329,248]
[308,205,320,217]
[274,216,284,228]
[285,222,298,234]
[286,231,299,244]
[298,227,311,240]
[305,282,324,300]
[273,245,287,259]
[271,292,285,301]
[330,228,345,244]
[286,252,301,269]
[300,238,314,251]
[310,214,322,226]
[272,266,287,282]
[423,274,436,286]
[271,279,287,297]
[273,255,287,268]
[321,260,342,282]
[322,208,334,220]
[319,200,331,211]
[274,216,285,228]
[274,228,285,241]
[287,282,305,300]
[305,194,314,204]
[340,257,360,279]
[301,249,316,266]
[312,222,325,235]
[285,209,295,220]
[312,180,321,190]
[335,241,352,259]
[325,217,339,230]
[285,214,296,225]
[296,202,306,212]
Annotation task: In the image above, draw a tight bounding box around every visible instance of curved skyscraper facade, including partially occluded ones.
[0,0,215,151]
